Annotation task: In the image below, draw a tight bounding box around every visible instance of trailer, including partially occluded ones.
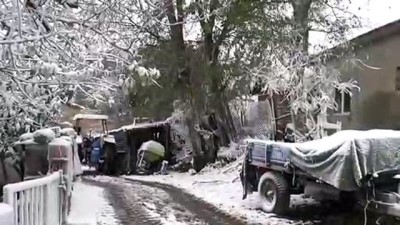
[240,130,400,217]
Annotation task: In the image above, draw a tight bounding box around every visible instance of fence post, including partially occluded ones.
[3,185,14,209]
[3,184,16,225]
[60,172,68,225]
[44,182,50,225]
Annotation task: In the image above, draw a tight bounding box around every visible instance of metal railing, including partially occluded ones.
[3,171,65,225]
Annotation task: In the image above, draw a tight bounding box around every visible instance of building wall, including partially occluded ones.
[330,35,400,129]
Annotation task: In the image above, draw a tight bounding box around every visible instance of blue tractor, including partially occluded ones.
[73,114,111,172]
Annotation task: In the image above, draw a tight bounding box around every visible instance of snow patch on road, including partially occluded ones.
[141,203,189,225]
[81,165,96,171]
[68,178,121,225]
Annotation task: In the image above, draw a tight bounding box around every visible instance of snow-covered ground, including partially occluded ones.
[0,203,13,225]
[68,178,120,225]
[125,161,317,225]
[83,175,238,224]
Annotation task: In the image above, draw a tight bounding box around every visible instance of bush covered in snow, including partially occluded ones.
[33,129,56,144]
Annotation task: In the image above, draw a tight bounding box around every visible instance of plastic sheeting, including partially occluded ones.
[59,135,83,177]
[17,140,49,177]
[139,141,165,162]
[246,101,274,139]
[289,130,400,191]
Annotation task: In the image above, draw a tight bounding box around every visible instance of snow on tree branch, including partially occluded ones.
[248,46,360,114]
[0,0,160,142]
[243,0,364,116]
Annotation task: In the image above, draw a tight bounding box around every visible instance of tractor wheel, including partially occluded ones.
[258,171,290,214]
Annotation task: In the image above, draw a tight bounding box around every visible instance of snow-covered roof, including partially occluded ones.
[348,19,400,47]
[110,121,168,133]
[324,19,400,58]
[73,114,109,121]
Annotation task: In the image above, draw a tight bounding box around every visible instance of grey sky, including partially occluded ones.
[349,0,400,35]
[310,0,400,47]
[183,1,400,50]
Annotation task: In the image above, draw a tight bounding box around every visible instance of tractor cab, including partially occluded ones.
[73,114,110,171]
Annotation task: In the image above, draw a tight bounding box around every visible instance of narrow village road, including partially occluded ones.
[75,175,400,225]
[82,176,246,225]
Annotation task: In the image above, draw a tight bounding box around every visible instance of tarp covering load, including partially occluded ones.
[14,129,56,177]
[288,130,400,191]
[138,140,165,163]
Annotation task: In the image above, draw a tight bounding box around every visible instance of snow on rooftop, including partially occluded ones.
[110,121,167,133]
[73,114,109,121]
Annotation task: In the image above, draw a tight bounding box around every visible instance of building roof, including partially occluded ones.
[350,19,400,48]
[320,19,400,62]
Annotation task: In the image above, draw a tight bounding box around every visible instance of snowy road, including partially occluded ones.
[68,178,121,225]
[125,171,400,225]
[69,176,245,225]
[68,175,399,225]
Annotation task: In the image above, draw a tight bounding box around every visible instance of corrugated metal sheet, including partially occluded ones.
[112,130,129,153]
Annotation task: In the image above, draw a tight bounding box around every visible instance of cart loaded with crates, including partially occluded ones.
[240,129,400,217]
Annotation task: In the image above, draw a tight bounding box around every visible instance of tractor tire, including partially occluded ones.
[258,171,290,214]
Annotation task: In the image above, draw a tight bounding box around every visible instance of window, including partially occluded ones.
[335,89,351,114]
[396,67,400,91]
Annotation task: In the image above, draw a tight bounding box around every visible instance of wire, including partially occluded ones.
[363,191,370,225]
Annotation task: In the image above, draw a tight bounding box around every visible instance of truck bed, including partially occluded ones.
[246,129,400,191]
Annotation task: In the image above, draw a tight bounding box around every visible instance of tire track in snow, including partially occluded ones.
[68,178,121,225]
[83,177,161,225]
[125,178,246,225]
[83,176,246,225]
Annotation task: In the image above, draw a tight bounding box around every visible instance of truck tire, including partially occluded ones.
[258,171,290,214]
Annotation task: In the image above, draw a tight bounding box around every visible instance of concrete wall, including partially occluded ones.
[329,35,400,130]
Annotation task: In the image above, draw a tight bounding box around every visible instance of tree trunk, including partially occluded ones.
[291,0,312,54]
[289,0,312,135]
[186,109,206,172]
[164,0,208,170]
[223,98,237,141]
[215,96,236,145]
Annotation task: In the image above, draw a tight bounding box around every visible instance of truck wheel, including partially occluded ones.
[258,171,290,214]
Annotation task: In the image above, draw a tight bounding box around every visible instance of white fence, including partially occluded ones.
[3,171,66,225]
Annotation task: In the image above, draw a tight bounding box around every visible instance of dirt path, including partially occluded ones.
[83,176,246,225]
